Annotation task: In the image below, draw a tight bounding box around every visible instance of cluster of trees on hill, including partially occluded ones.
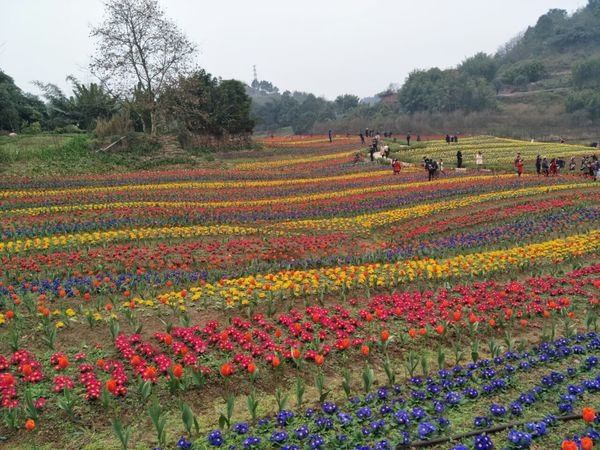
[250,87,359,134]
[1,0,254,143]
[499,2,600,63]
[0,71,46,133]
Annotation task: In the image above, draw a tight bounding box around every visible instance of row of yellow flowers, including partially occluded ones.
[258,136,350,146]
[234,150,358,170]
[3,174,519,216]
[268,182,590,233]
[0,224,266,254]
[155,229,600,308]
[0,169,390,199]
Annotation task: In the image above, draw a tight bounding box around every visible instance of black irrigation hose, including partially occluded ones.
[398,413,581,448]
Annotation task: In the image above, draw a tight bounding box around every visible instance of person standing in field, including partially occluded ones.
[438,158,445,175]
[549,158,558,176]
[426,158,436,181]
[535,155,542,175]
[383,144,390,158]
[516,158,523,177]
[446,134,451,145]
[406,134,411,146]
[392,159,401,175]
[328,130,333,143]
[542,157,549,176]
[359,132,365,144]
[456,150,463,168]
[475,151,483,171]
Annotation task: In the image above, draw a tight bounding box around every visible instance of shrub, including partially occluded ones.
[63,124,84,134]
[21,121,42,134]
[95,112,133,139]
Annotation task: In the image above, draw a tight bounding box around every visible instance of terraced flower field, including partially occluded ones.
[390,135,597,170]
[0,135,599,449]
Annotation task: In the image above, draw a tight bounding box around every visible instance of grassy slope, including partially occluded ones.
[0,134,223,178]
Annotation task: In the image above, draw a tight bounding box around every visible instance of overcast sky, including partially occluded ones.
[0,0,589,100]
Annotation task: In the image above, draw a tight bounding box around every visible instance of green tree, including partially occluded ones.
[399,68,494,114]
[67,77,118,130]
[572,57,600,90]
[334,94,359,114]
[213,79,254,135]
[0,70,46,131]
[32,81,75,129]
[459,53,498,82]
[163,70,254,136]
[90,0,197,135]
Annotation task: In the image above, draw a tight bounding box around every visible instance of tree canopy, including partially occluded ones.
[0,70,45,132]
[163,70,254,137]
[398,68,495,114]
[90,0,197,135]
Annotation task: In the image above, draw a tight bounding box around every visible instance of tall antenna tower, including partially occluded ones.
[252,65,258,83]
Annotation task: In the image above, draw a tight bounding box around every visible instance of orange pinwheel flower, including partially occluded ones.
[581,437,593,450]
[220,363,233,377]
[22,364,32,377]
[381,330,390,342]
[583,407,596,423]
[106,379,117,393]
[25,419,35,431]
[173,364,183,379]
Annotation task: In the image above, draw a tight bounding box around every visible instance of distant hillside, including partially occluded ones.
[250,1,600,140]
[497,3,600,68]
[494,1,600,101]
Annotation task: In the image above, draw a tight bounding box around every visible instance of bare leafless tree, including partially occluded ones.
[90,0,196,135]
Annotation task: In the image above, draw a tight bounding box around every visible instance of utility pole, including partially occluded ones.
[252,64,258,89]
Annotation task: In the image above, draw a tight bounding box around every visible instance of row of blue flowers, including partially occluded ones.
[167,333,600,450]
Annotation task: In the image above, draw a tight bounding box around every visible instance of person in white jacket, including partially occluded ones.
[475,151,483,171]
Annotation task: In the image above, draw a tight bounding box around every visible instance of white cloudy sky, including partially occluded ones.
[0,0,589,99]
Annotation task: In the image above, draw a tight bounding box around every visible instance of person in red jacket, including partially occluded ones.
[516,159,523,177]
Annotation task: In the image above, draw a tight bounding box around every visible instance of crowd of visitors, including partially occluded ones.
[352,130,600,182]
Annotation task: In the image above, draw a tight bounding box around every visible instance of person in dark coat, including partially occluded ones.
[542,157,549,176]
[445,134,451,144]
[535,155,541,175]
[359,132,365,144]
[406,134,411,146]
[456,150,463,168]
